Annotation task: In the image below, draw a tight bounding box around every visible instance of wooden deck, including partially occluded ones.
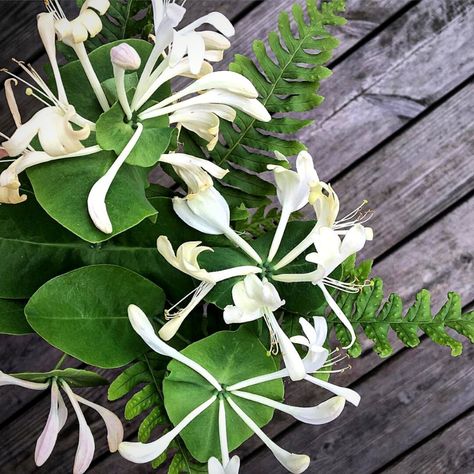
[0,0,473,473]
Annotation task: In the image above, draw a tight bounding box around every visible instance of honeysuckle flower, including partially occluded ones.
[0,146,101,199]
[267,151,319,262]
[159,152,229,193]
[1,105,90,158]
[122,307,346,473]
[226,397,310,473]
[87,123,143,234]
[111,44,141,121]
[155,238,261,340]
[290,317,329,373]
[44,0,111,111]
[274,181,373,271]
[274,226,370,348]
[173,180,262,264]
[0,371,123,473]
[0,179,27,204]
[223,274,306,381]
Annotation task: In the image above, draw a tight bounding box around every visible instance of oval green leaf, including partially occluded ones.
[13,368,108,388]
[163,327,284,462]
[25,265,165,368]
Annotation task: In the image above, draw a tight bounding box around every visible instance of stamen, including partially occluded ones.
[1,68,55,106]
[336,200,368,224]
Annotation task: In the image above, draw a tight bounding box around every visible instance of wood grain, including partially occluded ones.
[382,409,474,474]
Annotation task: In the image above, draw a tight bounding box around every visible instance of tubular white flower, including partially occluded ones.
[267,151,319,262]
[45,0,111,111]
[223,275,306,381]
[111,44,141,121]
[87,123,143,234]
[290,317,330,373]
[227,367,360,408]
[173,186,262,264]
[0,371,50,390]
[169,12,234,74]
[232,391,346,426]
[0,180,27,205]
[119,394,216,464]
[37,12,68,105]
[226,397,310,474]
[1,105,90,158]
[159,152,229,194]
[75,394,124,452]
[218,398,230,466]
[170,109,220,150]
[0,146,101,189]
[35,380,65,467]
[61,382,95,474]
[139,89,270,123]
[128,305,222,390]
[274,183,373,270]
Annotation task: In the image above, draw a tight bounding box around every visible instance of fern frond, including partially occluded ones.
[184,0,346,211]
[330,278,474,358]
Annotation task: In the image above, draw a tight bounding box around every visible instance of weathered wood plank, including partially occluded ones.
[383,409,474,474]
[300,0,474,179]
[237,195,474,469]
[243,327,474,473]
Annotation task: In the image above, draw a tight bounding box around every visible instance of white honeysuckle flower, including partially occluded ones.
[0,179,27,204]
[1,105,90,158]
[128,304,223,390]
[119,394,217,464]
[110,44,141,121]
[267,151,319,262]
[232,390,346,426]
[226,397,310,474]
[274,182,373,271]
[0,371,123,472]
[170,109,220,150]
[290,317,330,373]
[159,152,229,194]
[273,226,371,348]
[87,123,143,234]
[155,237,261,340]
[139,88,270,123]
[169,13,234,74]
[0,146,101,203]
[173,181,263,264]
[208,455,241,474]
[4,78,22,127]
[223,274,306,382]
[44,0,110,111]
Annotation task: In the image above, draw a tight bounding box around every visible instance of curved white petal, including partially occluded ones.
[119,395,216,463]
[0,371,49,390]
[57,388,69,430]
[76,395,124,452]
[173,196,224,235]
[208,457,226,474]
[226,397,310,474]
[128,305,222,390]
[160,153,228,179]
[232,390,346,425]
[181,12,235,37]
[62,383,95,474]
[35,381,61,466]
[304,375,361,407]
[88,124,143,234]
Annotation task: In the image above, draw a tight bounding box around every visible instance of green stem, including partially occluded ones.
[53,353,68,370]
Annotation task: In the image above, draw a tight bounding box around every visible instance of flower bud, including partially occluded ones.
[110,43,141,71]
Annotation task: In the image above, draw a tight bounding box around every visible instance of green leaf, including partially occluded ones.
[13,368,108,388]
[96,100,173,167]
[101,72,139,104]
[163,327,284,462]
[0,197,202,300]
[25,265,165,368]
[0,299,31,335]
[27,149,158,243]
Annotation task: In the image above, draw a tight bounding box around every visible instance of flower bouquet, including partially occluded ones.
[0,0,472,473]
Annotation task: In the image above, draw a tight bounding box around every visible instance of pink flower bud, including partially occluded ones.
[110,43,141,71]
